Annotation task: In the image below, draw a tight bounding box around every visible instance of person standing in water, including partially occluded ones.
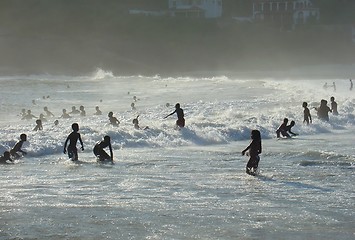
[315,99,332,121]
[164,103,185,128]
[350,79,353,91]
[93,135,113,162]
[63,123,84,161]
[276,118,289,138]
[302,102,312,125]
[108,112,120,126]
[242,129,262,176]
[330,96,338,115]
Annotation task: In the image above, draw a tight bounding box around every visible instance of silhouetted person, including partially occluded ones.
[285,120,298,137]
[242,129,262,176]
[93,135,113,162]
[22,110,37,120]
[0,151,13,164]
[10,134,27,159]
[33,119,43,131]
[108,112,120,126]
[63,123,84,161]
[131,102,136,111]
[54,120,59,126]
[79,105,86,117]
[132,115,149,130]
[94,106,102,115]
[164,103,185,128]
[276,118,289,138]
[69,106,80,115]
[330,96,338,115]
[60,109,71,119]
[302,102,312,125]
[315,99,331,121]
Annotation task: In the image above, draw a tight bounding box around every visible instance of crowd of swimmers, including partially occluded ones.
[1,102,185,164]
[2,80,352,177]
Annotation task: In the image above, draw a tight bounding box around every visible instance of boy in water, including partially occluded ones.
[94,106,102,115]
[93,135,113,162]
[44,106,55,117]
[10,134,27,159]
[285,121,298,137]
[0,151,13,164]
[108,112,120,126]
[63,123,84,161]
[330,96,338,115]
[164,103,185,128]
[276,118,289,138]
[302,102,312,125]
[242,129,262,176]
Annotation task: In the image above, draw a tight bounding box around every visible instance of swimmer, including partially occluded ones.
[63,123,84,161]
[164,103,185,128]
[10,134,27,159]
[108,112,120,126]
[93,135,113,162]
[242,130,262,176]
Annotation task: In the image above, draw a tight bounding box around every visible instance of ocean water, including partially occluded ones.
[0,70,354,239]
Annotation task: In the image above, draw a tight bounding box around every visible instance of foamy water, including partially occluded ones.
[0,70,354,239]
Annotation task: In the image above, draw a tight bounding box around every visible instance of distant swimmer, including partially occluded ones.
[93,135,113,162]
[39,114,47,122]
[323,82,328,90]
[54,119,59,126]
[131,102,136,111]
[69,106,80,115]
[44,106,55,117]
[242,129,262,176]
[10,133,27,159]
[63,123,84,161]
[33,119,43,131]
[20,109,26,118]
[330,96,338,115]
[60,109,71,119]
[350,79,353,91]
[276,118,289,138]
[164,103,185,128]
[79,105,86,117]
[302,102,312,125]
[108,111,120,126]
[132,115,149,130]
[315,99,331,121]
[22,110,37,120]
[94,106,102,115]
[332,82,336,92]
[0,151,13,164]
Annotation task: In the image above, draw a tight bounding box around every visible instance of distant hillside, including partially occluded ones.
[0,1,354,77]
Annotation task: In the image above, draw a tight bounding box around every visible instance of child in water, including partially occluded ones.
[330,96,338,115]
[63,123,84,161]
[302,102,312,125]
[93,135,113,162]
[108,112,120,126]
[242,130,262,176]
[10,134,27,159]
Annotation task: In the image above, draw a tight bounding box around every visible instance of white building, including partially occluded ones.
[168,0,222,19]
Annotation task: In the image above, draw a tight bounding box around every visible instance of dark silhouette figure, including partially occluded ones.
[164,103,185,128]
[108,112,120,126]
[63,123,84,161]
[33,119,43,131]
[79,105,86,117]
[303,102,312,125]
[69,106,80,115]
[60,109,71,119]
[10,134,27,159]
[315,99,332,121]
[0,151,13,164]
[54,120,59,126]
[285,121,298,137]
[330,96,338,115]
[276,118,289,138]
[242,130,262,176]
[94,106,102,115]
[131,102,136,111]
[132,115,149,130]
[22,110,37,120]
[93,135,113,162]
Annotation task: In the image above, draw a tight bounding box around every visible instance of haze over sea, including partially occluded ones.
[0,69,354,239]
